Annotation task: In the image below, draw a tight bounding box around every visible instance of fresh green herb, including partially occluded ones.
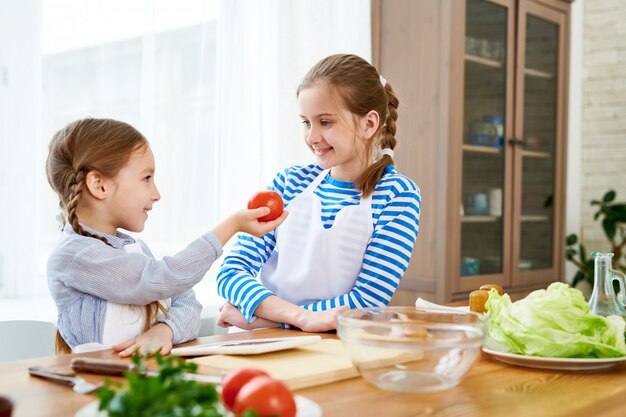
[96,352,257,417]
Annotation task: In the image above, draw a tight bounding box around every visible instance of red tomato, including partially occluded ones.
[221,368,269,411]
[233,376,297,417]
[248,191,284,222]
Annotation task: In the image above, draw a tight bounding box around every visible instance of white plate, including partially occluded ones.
[76,395,322,417]
[171,335,322,356]
[482,347,626,371]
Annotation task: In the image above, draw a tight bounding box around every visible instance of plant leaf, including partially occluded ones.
[579,244,587,263]
[603,219,617,240]
[99,352,222,417]
[566,234,578,246]
[572,271,585,288]
[604,190,616,202]
[610,210,626,223]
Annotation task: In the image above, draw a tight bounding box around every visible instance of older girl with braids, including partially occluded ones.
[217,54,421,332]
[46,118,286,355]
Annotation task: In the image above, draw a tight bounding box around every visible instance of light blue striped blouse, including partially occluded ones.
[47,224,223,348]
[217,164,421,321]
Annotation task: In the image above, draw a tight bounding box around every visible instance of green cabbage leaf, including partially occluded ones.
[484,282,626,358]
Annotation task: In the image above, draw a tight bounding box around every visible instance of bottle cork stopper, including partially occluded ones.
[469,289,489,313]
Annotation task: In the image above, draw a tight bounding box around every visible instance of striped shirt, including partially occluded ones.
[217,164,421,321]
[47,224,223,348]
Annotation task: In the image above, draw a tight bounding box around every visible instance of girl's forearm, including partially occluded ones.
[212,214,239,246]
[253,295,308,328]
[249,317,280,329]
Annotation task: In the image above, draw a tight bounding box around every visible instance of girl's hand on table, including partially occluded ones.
[217,302,278,330]
[113,323,174,357]
[296,306,348,333]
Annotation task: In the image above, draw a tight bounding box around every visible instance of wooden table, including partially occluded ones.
[1,328,626,417]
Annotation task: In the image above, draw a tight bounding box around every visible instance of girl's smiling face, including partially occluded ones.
[298,83,372,182]
[105,145,161,233]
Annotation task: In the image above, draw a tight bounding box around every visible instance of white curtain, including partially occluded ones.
[0,0,43,299]
[0,0,371,319]
[215,0,371,217]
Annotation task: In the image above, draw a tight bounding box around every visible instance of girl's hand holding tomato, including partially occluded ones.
[221,368,297,417]
[217,206,287,244]
[248,191,284,222]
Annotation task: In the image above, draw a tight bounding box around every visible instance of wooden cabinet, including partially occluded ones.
[373,0,571,304]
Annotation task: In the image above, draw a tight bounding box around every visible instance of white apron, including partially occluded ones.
[73,242,170,352]
[258,169,374,305]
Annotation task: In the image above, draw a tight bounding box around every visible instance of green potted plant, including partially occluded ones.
[566,190,626,291]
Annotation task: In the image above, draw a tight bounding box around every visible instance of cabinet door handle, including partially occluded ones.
[507,138,523,146]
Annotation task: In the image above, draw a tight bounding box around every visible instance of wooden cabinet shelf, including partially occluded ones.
[462,215,500,223]
[465,54,502,68]
[524,67,554,79]
[463,145,550,158]
[462,215,549,223]
[522,149,550,158]
[521,215,550,222]
[466,54,552,79]
[462,144,501,154]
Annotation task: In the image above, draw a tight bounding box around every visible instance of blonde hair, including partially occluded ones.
[46,118,165,354]
[297,54,399,197]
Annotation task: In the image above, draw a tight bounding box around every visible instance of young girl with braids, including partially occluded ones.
[46,118,286,355]
[217,54,421,332]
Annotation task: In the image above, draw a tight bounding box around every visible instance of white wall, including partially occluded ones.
[579,0,626,253]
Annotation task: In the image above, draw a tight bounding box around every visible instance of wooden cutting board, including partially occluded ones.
[190,339,359,390]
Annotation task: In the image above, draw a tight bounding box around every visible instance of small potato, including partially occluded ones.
[479,284,503,296]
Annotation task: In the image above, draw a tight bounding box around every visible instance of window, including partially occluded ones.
[0,0,371,320]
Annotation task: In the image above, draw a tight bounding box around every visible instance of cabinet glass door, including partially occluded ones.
[515,2,565,282]
[460,0,511,285]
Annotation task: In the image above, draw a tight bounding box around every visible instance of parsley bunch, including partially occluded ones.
[97,352,231,417]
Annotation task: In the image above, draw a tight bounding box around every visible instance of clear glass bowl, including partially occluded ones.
[337,307,485,393]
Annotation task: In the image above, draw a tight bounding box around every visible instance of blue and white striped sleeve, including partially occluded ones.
[302,184,421,311]
[158,288,202,344]
[216,232,277,321]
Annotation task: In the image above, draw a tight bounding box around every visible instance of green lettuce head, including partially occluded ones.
[484,282,626,358]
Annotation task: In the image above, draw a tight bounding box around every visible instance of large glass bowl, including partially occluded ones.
[337,307,484,393]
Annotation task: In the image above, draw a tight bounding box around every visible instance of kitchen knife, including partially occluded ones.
[70,357,222,384]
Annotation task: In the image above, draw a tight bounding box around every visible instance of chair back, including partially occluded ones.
[0,320,57,362]
[198,316,228,337]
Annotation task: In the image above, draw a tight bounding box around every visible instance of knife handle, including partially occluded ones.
[70,357,135,376]
[70,357,223,385]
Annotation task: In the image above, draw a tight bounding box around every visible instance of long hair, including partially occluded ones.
[46,118,166,354]
[297,54,399,197]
